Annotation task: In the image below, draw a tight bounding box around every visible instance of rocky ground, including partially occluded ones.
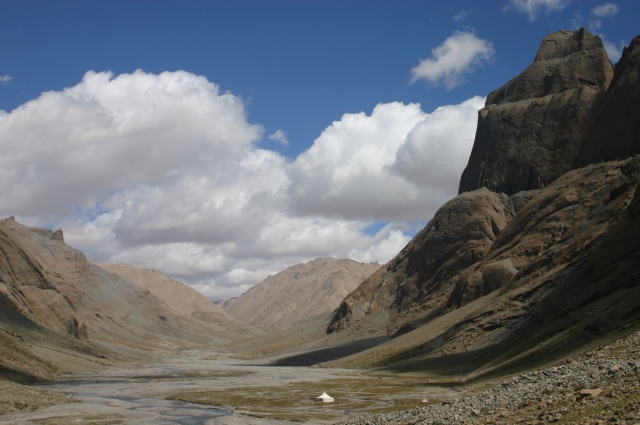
[337,331,640,425]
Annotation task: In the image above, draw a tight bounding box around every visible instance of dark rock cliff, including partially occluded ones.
[326,189,520,334]
[574,35,640,167]
[458,29,613,195]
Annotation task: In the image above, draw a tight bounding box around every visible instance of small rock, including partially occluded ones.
[579,388,603,397]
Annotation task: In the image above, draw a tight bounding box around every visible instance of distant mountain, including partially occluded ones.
[326,29,640,376]
[0,217,259,381]
[97,263,261,339]
[225,257,379,332]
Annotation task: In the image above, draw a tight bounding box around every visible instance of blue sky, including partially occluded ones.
[0,0,637,298]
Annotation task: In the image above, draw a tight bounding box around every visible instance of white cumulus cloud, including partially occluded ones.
[391,96,486,193]
[591,3,618,17]
[290,97,484,222]
[268,129,289,146]
[0,70,484,299]
[410,32,494,90]
[506,0,572,21]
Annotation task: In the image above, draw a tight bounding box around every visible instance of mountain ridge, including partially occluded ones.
[225,257,379,332]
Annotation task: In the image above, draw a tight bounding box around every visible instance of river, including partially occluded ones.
[0,349,349,424]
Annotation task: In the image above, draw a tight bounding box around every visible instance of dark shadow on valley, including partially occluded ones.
[266,336,390,367]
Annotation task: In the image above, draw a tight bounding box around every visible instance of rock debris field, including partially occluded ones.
[337,331,640,425]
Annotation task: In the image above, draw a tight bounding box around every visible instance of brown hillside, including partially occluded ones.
[0,217,258,381]
[97,263,262,339]
[226,257,379,332]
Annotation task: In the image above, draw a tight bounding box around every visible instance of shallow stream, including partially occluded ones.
[41,378,229,425]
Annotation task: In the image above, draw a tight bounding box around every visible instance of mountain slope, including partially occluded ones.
[225,257,379,332]
[0,217,258,380]
[325,29,640,375]
[98,263,262,339]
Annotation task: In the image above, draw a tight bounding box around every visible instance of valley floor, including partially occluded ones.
[0,331,639,424]
[0,347,457,424]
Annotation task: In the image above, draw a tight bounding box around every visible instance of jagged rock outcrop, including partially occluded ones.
[459,29,613,195]
[575,35,640,166]
[226,258,379,332]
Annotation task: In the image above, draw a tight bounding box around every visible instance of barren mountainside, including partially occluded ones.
[326,29,640,375]
[225,257,379,331]
[97,263,262,338]
[0,218,259,380]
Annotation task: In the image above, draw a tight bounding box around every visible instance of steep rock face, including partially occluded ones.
[459,29,613,195]
[449,156,640,309]
[575,35,640,166]
[327,189,528,335]
[327,156,640,374]
[226,258,379,332]
[0,219,82,336]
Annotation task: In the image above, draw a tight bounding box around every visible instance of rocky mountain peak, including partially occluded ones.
[459,28,613,195]
[534,28,606,62]
[50,228,64,242]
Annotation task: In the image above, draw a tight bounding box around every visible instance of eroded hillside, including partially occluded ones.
[0,218,259,380]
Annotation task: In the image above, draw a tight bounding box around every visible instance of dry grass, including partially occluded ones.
[169,375,457,422]
[0,381,79,415]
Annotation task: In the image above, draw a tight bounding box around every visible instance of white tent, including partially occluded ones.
[315,392,334,403]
